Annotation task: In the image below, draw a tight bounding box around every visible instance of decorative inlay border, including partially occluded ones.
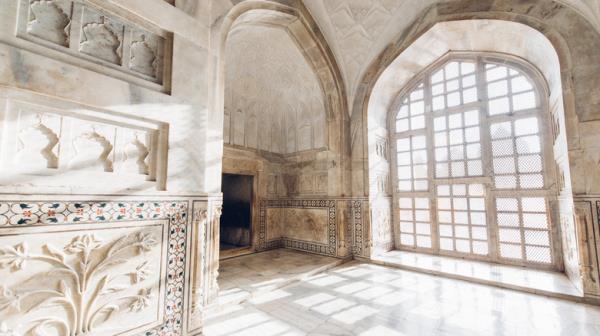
[259,199,337,257]
[350,200,364,257]
[0,200,188,335]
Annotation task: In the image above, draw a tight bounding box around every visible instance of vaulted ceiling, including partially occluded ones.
[303,0,600,110]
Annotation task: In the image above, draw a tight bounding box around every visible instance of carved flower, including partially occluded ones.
[129,288,152,312]
[130,261,151,284]
[136,233,157,254]
[64,234,103,254]
[0,243,29,271]
[0,286,20,313]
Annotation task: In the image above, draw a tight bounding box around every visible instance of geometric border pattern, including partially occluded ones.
[349,200,364,257]
[0,200,188,336]
[259,199,337,257]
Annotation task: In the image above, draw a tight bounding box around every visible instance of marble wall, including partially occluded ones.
[0,0,216,334]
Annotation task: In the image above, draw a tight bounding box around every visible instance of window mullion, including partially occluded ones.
[424,70,439,253]
[477,58,500,262]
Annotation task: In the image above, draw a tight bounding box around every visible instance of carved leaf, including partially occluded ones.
[42,244,65,263]
[90,304,119,329]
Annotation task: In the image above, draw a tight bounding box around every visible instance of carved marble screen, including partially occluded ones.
[0,220,169,335]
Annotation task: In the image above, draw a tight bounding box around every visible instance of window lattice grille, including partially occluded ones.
[392,56,557,269]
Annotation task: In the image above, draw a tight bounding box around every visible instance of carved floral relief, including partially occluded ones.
[0,222,167,336]
[27,0,73,47]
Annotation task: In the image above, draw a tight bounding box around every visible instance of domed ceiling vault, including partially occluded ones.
[303,0,600,115]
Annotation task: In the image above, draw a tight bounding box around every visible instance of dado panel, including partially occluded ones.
[0,220,169,335]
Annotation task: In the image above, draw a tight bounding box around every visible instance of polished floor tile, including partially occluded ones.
[205,257,600,336]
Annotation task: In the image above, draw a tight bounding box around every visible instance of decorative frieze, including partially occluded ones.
[17,0,172,92]
[0,95,167,191]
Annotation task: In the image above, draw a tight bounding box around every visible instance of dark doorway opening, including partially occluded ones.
[220,173,253,251]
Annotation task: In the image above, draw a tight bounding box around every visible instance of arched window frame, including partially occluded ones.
[388,51,561,271]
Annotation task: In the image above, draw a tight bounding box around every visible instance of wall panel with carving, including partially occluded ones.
[11,0,172,93]
[0,88,168,193]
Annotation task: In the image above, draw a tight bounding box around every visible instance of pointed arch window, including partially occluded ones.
[391,54,559,269]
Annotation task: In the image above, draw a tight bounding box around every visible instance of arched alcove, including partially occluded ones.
[364,19,579,291]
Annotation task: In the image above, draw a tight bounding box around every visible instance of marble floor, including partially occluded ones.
[372,250,582,301]
[205,257,600,336]
[216,249,343,306]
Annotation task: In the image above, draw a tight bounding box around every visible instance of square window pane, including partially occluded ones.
[451,161,465,177]
[447,92,461,107]
[467,160,483,176]
[470,197,486,211]
[396,152,411,165]
[397,166,412,179]
[445,62,460,79]
[455,226,470,238]
[449,129,464,145]
[398,180,412,191]
[410,89,424,101]
[437,185,450,196]
[472,227,487,240]
[489,97,510,115]
[432,69,445,83]
[500,243,522,259]
[400,234,415,246]
[398,105,409,118]
[435,147,449,162]
[522,197,546,212]
[453,197,468,210]
[400,221,413,233]
[462,74,476,87]
[417,236,432,248]
[491,122,512,139]
[465,126,480,142]
[435,132,448,147]
[455,211,469,224]
[412,150,428,164]
[413,164,428,178]
[464,110,479,126]
[449,113,463,129]
[411,115,425,130]
[499,229,521,243]
[461,62,475,75]
[399,198,413,208]
[399,210,414,221]
[397,138,410,151]
[446,79,459,92]
[495,175,517,189]
[486,66,507,82]
[496,198,518,212]
[414,180,428,191]
[516,135,541,154]
[525,230,550,246]
[439,211,452,223]
[515,117,539,136]
[472,241,489,255]
[471,212,486,225]
[518,155,542,173]
[511,76,533,93]
[450,145,465,160]
[440,238,453,250]
[492,139,514,156]
[438,198,452,210]
[453,184,467,195]
[436,163,449,178]
[434,116,447,131]
[493,157,516,174]
[433,95,445,111]
[396,119,409,132]
[466,144,481,159]
[413,136,427,149]
[411,101,425,115]
[415,198,429,209]
[487,80,508,98]
[512,91,536,111]
[439,225,453,237]
[498,212,520,227]
[525,246,551,263]
[432,83,444,95]
[456,239,470,253]
[523,213,548,229]
[415,210,430,222]
[463,87,478,104]
[519,174,544,189]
